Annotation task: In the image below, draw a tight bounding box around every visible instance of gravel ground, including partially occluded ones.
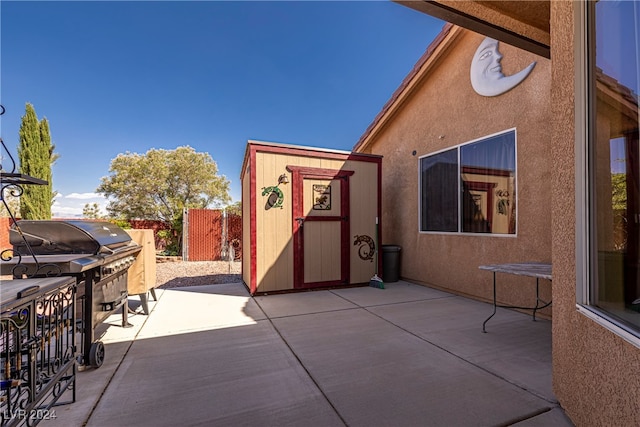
[156,260,242,289]
[1,260,242,289]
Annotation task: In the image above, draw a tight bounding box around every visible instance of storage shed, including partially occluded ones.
[241,140,382,295]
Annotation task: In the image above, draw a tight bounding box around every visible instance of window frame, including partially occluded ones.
[418,128,518,237]
[575,0,640,347]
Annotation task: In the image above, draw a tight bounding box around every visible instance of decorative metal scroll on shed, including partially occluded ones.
[241,140,382,295]
[261,173,289,210]
[353,234,375,262]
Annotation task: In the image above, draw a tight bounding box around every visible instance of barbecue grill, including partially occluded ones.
[1,220,142,369]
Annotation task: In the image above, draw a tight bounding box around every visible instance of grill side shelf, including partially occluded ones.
[0,172,48,186]
[1,276,77,425]
[16,285,39,299]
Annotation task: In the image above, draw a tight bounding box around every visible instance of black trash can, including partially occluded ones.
[382,245,401,282]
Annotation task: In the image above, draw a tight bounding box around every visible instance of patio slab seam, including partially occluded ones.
[329,288,456,308]
[81,291,164,425]
[257,296,560,426]
[70,283,569,426]
[251,296,349,426]
[254,291,555,423]
[350,295,560,408]
[325,283,560,405]
[261,306,365,320]
[500,407,557,426]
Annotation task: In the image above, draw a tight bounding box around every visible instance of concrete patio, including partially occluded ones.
[46,280,574,426]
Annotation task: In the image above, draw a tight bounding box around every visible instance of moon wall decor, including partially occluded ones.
[470,37,536,97]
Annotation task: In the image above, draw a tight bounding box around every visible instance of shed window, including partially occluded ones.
[419,129,516,234]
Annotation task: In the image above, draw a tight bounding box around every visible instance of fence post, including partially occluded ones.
[182,208,189,261]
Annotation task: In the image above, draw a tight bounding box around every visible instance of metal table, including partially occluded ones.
[479,262,552,332]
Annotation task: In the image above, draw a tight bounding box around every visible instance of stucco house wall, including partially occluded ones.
[550,2,640,424]
[390,1,640,424]
[356,26,553,312]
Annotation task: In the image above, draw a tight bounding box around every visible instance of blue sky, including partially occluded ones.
[597,0,640,95]
[0,0,444,217]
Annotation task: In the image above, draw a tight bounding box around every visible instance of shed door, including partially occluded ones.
[288,166,353,289]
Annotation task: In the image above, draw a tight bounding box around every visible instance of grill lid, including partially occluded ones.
[11,220,134,255]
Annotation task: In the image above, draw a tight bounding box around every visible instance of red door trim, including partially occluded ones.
[464,181,497,231]
[287,165,354,289]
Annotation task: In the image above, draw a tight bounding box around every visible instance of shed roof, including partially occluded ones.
[241,139,382,180]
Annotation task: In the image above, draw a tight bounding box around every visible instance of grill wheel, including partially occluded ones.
[89,341,105,368]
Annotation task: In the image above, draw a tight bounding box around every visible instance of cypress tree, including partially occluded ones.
[18,103,55,219]
[40,117,58,215]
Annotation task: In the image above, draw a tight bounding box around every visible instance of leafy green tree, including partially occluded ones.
[611,173,628,251]
[0,194,21,218]
[97,146,231,251]
[18,103,58,219]
[611,173,626,211]
[82,202,103,219]
[226,201,242,216]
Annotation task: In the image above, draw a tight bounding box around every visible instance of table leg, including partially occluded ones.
[122,298,132,327]
[139,292,150,315]
[533,278,540,321]
[482,272,498,333]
